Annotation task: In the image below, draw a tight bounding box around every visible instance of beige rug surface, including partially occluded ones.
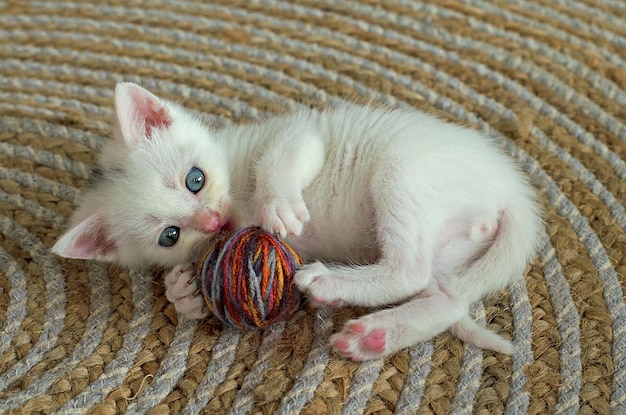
[1,1,626,414]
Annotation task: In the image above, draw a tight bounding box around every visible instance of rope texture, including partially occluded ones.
[1,1,625,413]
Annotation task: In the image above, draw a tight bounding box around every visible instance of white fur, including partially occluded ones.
[53,83,542,360]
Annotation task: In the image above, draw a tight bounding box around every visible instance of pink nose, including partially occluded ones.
[192,210,221,233]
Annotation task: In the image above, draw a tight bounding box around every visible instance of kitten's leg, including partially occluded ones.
[330,285,465,361]
[296,260,429,308]
[331,287,513,360]
[296,171,440,307]
[253,132,324,237]
[297,210,500,308]
[164,264,208,320]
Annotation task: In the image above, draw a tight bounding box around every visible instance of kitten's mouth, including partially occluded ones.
[218,218,235,233]
[193,219,235,261]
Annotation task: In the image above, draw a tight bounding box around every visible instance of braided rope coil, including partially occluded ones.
[1,1,625,414]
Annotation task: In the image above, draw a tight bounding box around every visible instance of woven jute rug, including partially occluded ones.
[1,1,626,414]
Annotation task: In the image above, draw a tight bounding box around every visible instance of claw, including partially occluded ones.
[164,263,207,320]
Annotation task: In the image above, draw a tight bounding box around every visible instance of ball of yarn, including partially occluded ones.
[197,227,302,329]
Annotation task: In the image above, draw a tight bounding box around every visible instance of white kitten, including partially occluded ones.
[53,83,541,361]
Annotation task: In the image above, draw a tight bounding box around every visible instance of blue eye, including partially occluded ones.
[158,226,180,247]
[185,167,205,193]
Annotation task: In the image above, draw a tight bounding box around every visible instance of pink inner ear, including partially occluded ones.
[75,226,116,257]
[53,214,118,261]
[116,83,173,143]
[140,97,172,138]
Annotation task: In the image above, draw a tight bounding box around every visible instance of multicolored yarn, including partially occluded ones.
[197,227,302,329]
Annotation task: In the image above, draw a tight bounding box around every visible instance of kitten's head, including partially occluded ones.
[52,82,234,268]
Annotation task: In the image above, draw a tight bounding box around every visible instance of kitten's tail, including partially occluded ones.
[456,193,541,305]
[449,314,514,354]
[449,189,541,354]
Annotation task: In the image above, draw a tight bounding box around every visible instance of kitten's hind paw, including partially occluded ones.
[330,321,387,361]
[164,264,209,320]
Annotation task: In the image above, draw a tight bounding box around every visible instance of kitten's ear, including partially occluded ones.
[52,214,117,262]
[114,82,173,144]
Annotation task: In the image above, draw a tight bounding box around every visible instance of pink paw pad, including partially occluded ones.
[330,322,388,361]
[363,329,386,353]
[334,340,351,353]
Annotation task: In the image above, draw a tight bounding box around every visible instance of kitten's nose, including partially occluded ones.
[192,209,221,233]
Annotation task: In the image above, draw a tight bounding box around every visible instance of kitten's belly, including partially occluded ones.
[287,193,379,264]
[289,220,379,264]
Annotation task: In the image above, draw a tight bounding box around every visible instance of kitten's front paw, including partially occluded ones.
[331,320,387,361]
[257,194,310,238]
[295,262,344,308]
[164,264,209,320]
